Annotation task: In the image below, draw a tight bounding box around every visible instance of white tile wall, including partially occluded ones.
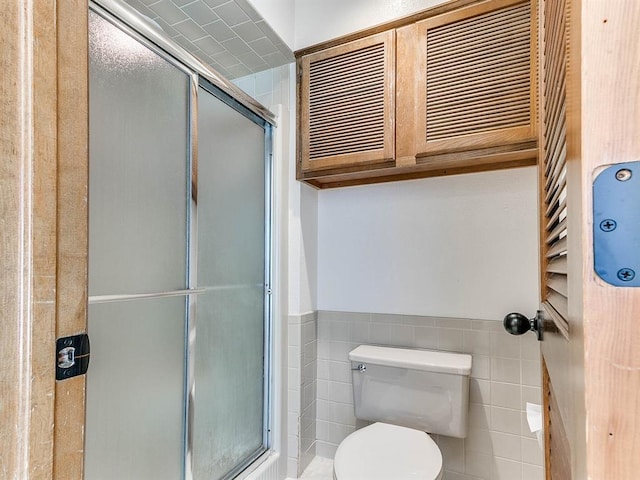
[288,312,318,477]
[315,311,544,480]
[233,64,291,111]
[122,0,293,78]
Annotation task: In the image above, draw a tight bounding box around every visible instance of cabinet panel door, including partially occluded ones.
[298,31,395,177]
[397,0,537,165]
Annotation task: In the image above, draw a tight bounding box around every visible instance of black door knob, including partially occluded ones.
[503,311,544,341]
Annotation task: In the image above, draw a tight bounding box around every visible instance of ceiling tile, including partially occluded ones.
[231,21,265,43]
[122,0,293,79]
[172,18,207,41]
[148,0,188,25]
[123,0,155,18]
[193,36,226,55]
[261,51,290,67]
[227,64,253,77]
[221,37,252,56]
[212,50,241,69]
[214,2,250,27]
[152,16,180,37]
[233,0,263,22]
[237,51,268,69]
[172,34,201,53]
[203,0,231,8]
[202,19,236,42]
[209,61,232,78]
[248,37,278,57]
[181,2,219,25]
[254,20,289,49]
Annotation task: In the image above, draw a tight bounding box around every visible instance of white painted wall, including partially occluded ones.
[317,167,540,320]
[246,0,449,50]
[294,0,448,49]
[290,182,318,313]
[287,169,318,315]
[240,1,540,322]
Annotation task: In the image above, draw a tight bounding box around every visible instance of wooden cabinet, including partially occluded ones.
[397,0,538,166]
[298,31,396,175]
[296,0,538,189]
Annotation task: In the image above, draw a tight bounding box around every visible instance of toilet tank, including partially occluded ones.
[350,345,472,438]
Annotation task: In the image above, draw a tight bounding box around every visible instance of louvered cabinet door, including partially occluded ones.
[539,0,568,336]
[298,31,395,177]
[397,0,537,169]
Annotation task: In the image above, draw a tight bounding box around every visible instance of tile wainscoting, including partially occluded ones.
[288,312,318,477]
[313,311,544,480]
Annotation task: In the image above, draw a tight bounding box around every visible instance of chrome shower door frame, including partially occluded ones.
[88,3,275,479]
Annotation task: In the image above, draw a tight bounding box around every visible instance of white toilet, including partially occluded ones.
[333,345,472,480]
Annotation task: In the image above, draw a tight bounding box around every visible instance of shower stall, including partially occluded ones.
[85,3,274,479]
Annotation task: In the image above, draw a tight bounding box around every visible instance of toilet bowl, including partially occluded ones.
[332,345,472,480]
[333,422,443,480]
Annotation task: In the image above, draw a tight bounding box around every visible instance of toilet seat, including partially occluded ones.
[333,422,443,480]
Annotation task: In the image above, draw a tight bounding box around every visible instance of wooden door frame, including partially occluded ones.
[3,1,638,479]
[574,0,640,477]
[541,0,640,478]
[1,1,88,478]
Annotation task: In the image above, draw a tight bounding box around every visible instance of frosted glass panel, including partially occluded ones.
[85,297,186,480]
[193,290,265,478]
[193,89,267,479]
[88,11,189,296]
[196,88,266,289]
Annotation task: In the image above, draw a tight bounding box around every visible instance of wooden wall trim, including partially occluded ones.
[30,0,59,475]
[294,0,481,58]
[54,0,89,477]
[0,1,88,478]
[1,2,36,476]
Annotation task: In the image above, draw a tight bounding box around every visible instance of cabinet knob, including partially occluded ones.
[503,311,543,341]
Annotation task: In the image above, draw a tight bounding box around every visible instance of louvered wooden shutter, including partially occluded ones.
[540,0,569,336]
[398,0,537,161]
[299,31,395,175]
[426,2,531,141]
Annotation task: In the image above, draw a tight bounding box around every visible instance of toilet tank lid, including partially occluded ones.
[349,345,472,375]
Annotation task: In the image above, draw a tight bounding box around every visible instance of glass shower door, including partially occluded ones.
[191,85,270,479]
[86,6,272,480]
[86,9,190,480]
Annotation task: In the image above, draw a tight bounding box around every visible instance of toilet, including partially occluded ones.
[333,345,472,480]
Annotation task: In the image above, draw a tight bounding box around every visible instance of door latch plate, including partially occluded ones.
[56,334,90,380]
[593,161,640,287]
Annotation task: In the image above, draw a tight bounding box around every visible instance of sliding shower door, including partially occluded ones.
[86,10,190,480]
[86,6,272,480]
[191,86,269,479]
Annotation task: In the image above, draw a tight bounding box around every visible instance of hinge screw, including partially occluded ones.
[615,168,632,181]
[599,219,617,232]
[617,268,636,281]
